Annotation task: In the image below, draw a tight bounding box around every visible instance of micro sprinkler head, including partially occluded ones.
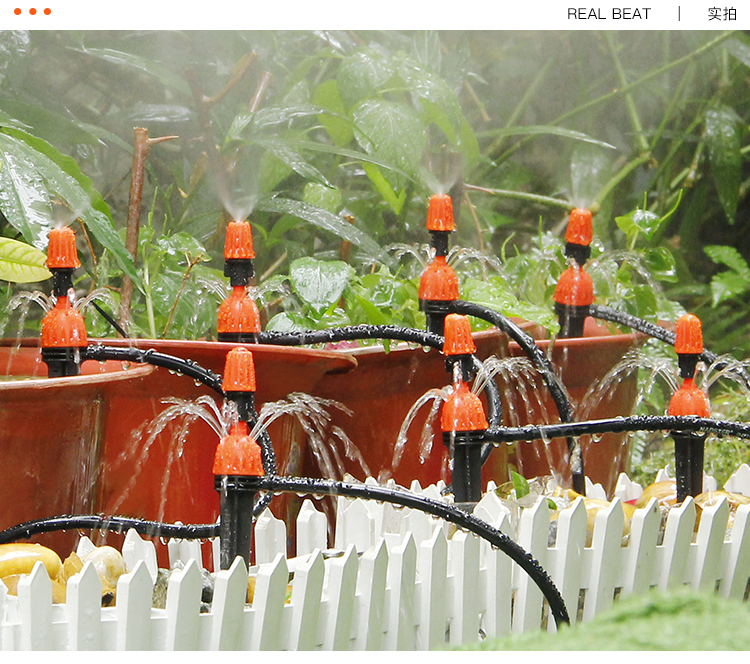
[426,193,454,256]
[217,285,261,343]
[441,381,488,505]
[443,313,476,381]
[553,264,594,338]
[46,226,81,297]
[564,208,593,266]
[213,421,264,476]
[669,313,710,502]
[674,313,703,379]
[41,227,87,377]
[419,256,459,336]
[222,346,257,423]
[223,220,255,286]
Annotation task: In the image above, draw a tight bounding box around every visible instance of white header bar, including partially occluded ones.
[4,1,748,30]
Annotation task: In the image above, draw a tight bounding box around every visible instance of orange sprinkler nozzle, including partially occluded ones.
[444,314,476,356]
[674,314,703,355]
[441,382,488,433]
[222,347,256,393]
[419,256,459,302]
[40,297,88,348]
[217,286,261,336]
[553,265,594,307]
[426,193,455,232]
[668,378,710,418]
[213,421,264,476]
[46,227,81,270]
[565,208,593,246]
[224,220,256,260]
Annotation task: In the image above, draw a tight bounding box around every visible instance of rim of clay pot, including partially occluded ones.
[0,360,154,392]
[91,337,358,374]
[508,319,647,354]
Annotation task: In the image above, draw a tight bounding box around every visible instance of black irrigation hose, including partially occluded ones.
[590,305,750,388]
[485,414,750,444]
[0,476,569,629]
[84,344,224,395]
[258,325,444,350]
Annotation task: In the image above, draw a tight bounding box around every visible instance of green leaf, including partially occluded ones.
[0,236,52,283]
[478,125,617,151]
[0,129,140,288]
[704,245,750,305]
[724,35,750,69]
[303,183,342,213]
[71,47,191,96]
[705,106,741,224]
[289,257,354,313]
[362,162,406,214]
[511,471,530,499]
[262,141,332,188]
[312,80,354,147]
[352,99,426,189]
[615,208,662,242]
[337,49,394,110]
[644,247,678,282]
[258,197,381,257]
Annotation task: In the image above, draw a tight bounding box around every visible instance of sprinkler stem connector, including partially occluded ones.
[441,381,488,505]
[215,475,257,570]
[553,265,594,338]
[430,231,450,257]
[669,313,710,502]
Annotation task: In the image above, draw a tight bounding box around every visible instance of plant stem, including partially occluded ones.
[464,184,573,211]
[161,254,201,338]
[605,33,650,156]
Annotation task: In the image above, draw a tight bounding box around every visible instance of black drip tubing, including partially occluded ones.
[85,344,224,395]
[0,476,569,629]
[485,414,750,444]
[258,325,444,350]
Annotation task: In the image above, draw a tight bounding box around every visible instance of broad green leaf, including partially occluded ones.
[352,99,426,189]
[71,47,191,96]
[257,150,293,193]
[1,129,140,288]
[266,311,309,333]
[227,104,321,142]
[289,257,354,313]
[705,106,741,224]
[511,471,530,499]
[724,36,750,69]
[0,237,52,283]
[337,49,394,110]
[644,247,678,282]
[258,197,381,257]
[0,31,30,86]
[312,80,354,147]
[615,208,662,242]
[477,125,617,151]
[263,142,332,188]
[303,183,342,213]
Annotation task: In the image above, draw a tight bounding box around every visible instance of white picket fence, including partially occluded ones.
[3,466,750,650]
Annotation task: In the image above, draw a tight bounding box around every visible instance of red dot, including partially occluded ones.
[44,7,50,14]
[14,7,21,14]
[29,7,36,14]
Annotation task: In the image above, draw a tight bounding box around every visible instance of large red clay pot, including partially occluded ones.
[0,340,154,555]
[505,317,645,495]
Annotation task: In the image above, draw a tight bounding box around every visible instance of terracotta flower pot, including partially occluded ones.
[505,318,646,495]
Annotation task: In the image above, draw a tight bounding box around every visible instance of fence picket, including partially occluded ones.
[249,553,288,650]
[297,500,328,556]
[285,549,325,650]
[512,497,549,633]
[67,562,102,650]
[164,558,202,650]
[336,499,375,552]
[548,496,586,630]
[416,525,447,650]
[621,497,660,597]
[208,556,247,650]
[321,545,358,650]
[116,560,153,650]
[721,504,750,600]
[122,529,158,582]
[255,510,287,564]
[352,539,387,650]
[383,533,417,650]
[658,496,696,589]
[17,561,52,650]
[725,463,750,495]
[691,496,729,591]
[478,511,513,639]
[448,530,480,646]
[583,498,624,621]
